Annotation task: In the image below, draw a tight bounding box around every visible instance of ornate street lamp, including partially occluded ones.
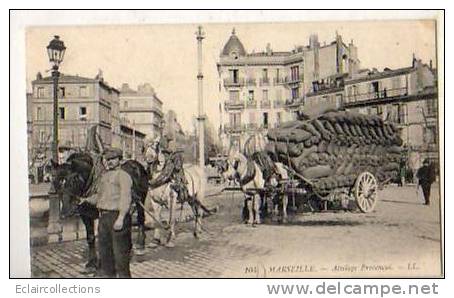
[47,35,66,163]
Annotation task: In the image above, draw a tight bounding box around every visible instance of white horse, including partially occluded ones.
[223,148,265,225]
[144,139,215,247]
[221,134,290,224]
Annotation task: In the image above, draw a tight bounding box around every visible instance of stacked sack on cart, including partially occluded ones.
[265,111,403,192]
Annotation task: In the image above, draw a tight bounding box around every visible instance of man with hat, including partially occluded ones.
[93,147,133,277]
[416,158,436,206]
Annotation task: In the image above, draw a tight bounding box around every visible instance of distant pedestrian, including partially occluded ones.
[416,159,436,206]
[91,147,133,278]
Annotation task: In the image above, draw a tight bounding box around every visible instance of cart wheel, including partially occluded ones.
[354,171,378,213]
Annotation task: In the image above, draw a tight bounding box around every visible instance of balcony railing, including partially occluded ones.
[246,78,257,86]
[246,100,257,108]
[261,100,271,109]
[273,99,284,108]
[223,124,245,134]
[259,77,270,86]
[285,97,304,108]
[223,78,245,87]
[284,74,304,84]
[225,101,245,110]
[345,87,408,104]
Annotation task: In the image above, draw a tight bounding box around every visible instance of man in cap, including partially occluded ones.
[94,147,133,277]
[416,159,436,206]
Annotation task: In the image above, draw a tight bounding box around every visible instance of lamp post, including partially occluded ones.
[46,36,66,240]
[47,35,66,164]
[195,26,206,168]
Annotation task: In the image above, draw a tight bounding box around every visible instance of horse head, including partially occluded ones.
[48,153,94,219]
[222,149,248,185]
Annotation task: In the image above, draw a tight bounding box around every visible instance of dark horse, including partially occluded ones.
[49,152,149,272]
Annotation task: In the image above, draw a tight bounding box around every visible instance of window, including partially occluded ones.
[335,94,343,108]
[230,69,239,83]
[59,107,66,120]
[59,87,66,98]
[377,105,383,116]
[79,107,87,120]
[291,66,299,81]
[291,87,299,99]
[263,112,269,128]
[248,90,255,102]
[371,81,379,98]
[262,68,268,79]
[124,101,128,108]
[79,86,88,97]
[36,107,42,121]
[229,113,241,127]
[39,130,46,143]
[397,104,407,124]
[263,90,268,101]
[276,69,280,80]
[37,87,45,98]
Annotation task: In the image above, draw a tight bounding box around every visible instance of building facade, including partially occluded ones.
[217,30,360,152]
[119,117,146,161]
[306,57,438,169]
[28,71,151,181]
[119,83,164,140]
[163,109,186,151]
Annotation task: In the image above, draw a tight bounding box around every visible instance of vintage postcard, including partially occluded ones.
[14,11,443,278]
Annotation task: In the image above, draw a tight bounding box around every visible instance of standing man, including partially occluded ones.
[95,147,133,277]
[416,159,436,206]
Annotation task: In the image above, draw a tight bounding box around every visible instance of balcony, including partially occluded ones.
[246,100,257,109]
[273,99,284,108]
[223,78,245,87]
[285,97,304,109]
[284,74,304,84]
[223,124,245,134]
[224,101,245,111]
[344,87,408,107]
[261,100,271,109]
[246,78,257,86]
[259,77,271,86]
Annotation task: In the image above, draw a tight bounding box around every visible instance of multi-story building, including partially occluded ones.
[28,71,151,181]
[31,70,121,154]
[343,57,438,167]
[217,30,360,151]
[119,83,164,140]
[306,56,438,168]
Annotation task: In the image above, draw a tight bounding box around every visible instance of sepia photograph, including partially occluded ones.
[13,11,443,278]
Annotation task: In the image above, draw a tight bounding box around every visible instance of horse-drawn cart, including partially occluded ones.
[272,167,380,214]
[226,110,404,219]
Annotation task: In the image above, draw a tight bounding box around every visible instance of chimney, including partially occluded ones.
[412,53,417,68]
[430,59,433,70]
[309,34,319,49]
[96,69,104,81]
[36,72,43,80]
[266,43,272,55]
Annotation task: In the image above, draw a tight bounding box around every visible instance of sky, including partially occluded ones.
[26,20,437,133]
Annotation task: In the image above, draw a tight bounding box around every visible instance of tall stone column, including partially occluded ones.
[196,26,206,168]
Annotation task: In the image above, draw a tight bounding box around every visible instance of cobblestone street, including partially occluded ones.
[31,184,442,278]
